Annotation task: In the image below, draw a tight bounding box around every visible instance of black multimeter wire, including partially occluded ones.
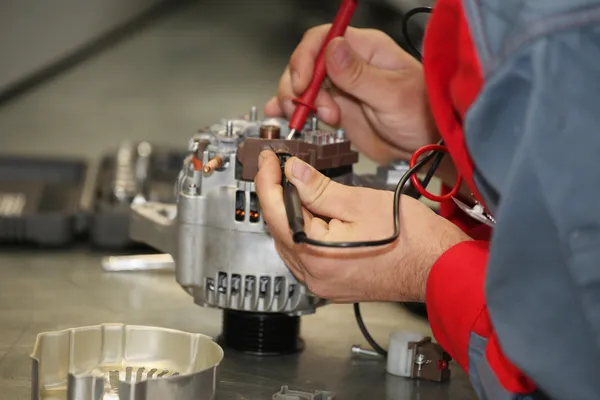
[400,6,433,62]
[354,303,388,356]
[291,140,442,248]
[400,5,436,200]
[292,148,436,247]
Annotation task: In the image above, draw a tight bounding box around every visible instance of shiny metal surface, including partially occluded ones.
[0,250,476,400]
[31,323,223,400]
[101,254,175,272]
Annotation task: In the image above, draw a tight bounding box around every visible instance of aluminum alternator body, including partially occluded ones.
[130,110,362,316]
[174,152,321,315]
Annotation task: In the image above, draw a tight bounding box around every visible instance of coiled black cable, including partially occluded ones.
[291,144,438,248]
[354,303,388,356]
[401,6,433,61]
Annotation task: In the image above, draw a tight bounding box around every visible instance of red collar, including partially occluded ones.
[422,0,487,207]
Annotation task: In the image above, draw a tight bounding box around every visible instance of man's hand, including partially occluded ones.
[255,151,472,303]
[265,25,439,164]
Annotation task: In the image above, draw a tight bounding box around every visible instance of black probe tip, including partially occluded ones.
[292,231,307,244]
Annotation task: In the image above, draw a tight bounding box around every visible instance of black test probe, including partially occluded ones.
[277,151,308,244]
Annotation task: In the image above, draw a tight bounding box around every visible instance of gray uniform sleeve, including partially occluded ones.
[462,1,600,399]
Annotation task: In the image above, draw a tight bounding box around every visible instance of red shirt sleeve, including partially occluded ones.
[426,223,537,394]
[423,0,539,396]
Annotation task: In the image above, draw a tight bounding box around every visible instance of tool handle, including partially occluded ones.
[283,184,306,243]
[289,0,358,132]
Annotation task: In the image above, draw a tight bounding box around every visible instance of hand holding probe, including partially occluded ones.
[275,151,307,243]
[286,0,358,140]
[277,2,457,248]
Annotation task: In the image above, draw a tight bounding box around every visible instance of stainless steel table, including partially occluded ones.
[0,249,476,400]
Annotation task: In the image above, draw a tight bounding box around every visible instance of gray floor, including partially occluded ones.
[0,2,458,398]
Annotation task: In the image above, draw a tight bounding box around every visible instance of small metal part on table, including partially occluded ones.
[273,386,335,400]
[31,323,223,400]
[351,345,384,359]
[386,332,451,383]
[101,254,174,272]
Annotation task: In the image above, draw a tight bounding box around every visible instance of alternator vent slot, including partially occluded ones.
[249,192,260,223]
[235,190,245,221]
[205,272,293,312]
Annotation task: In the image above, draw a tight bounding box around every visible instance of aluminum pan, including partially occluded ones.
[31,323,224,400]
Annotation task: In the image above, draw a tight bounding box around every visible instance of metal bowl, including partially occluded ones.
[31,323,224,400]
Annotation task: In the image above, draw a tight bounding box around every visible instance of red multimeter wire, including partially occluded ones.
[409,144,463,202]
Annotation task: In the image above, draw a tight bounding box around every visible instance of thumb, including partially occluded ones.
[325,37,396,107]
[284,157,358,222]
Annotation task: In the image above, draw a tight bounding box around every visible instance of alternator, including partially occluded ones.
[130,107,359,317]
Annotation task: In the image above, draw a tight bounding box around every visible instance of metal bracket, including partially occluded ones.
[129,201,177,255]
[273,386,336,400]
[408,337,452,382]
[452,197,496,227]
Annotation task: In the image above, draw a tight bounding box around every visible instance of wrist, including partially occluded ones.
[414,220,474,302]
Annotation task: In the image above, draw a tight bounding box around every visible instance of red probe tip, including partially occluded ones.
[288,0,358,133]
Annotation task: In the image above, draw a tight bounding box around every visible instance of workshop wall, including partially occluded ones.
[0,0,433,181]
[0,0,163,94]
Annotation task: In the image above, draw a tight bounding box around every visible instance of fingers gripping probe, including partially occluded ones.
[276,151,307,243]
[286,0,358,140]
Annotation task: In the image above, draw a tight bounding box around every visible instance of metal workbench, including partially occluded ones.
[0,249,476,400]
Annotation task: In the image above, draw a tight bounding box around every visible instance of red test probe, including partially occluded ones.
[286,0,358,139]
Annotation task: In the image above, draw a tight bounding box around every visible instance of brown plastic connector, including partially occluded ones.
[408,337,451,382]
[237,134,359,181]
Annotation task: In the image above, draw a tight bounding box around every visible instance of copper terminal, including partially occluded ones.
[260,124,281,140]
[192,157,203,171]
[203,155,223,173]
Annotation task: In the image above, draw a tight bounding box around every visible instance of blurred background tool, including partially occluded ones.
[101,253,174,272]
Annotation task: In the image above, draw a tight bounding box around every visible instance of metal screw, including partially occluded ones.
[311,116,319,131]
[226,120,234,137]
[335,129,346,142]
[351,345,383,358]
[250,106,258,122]
[414,353,431,373]
[185,183,198,196]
